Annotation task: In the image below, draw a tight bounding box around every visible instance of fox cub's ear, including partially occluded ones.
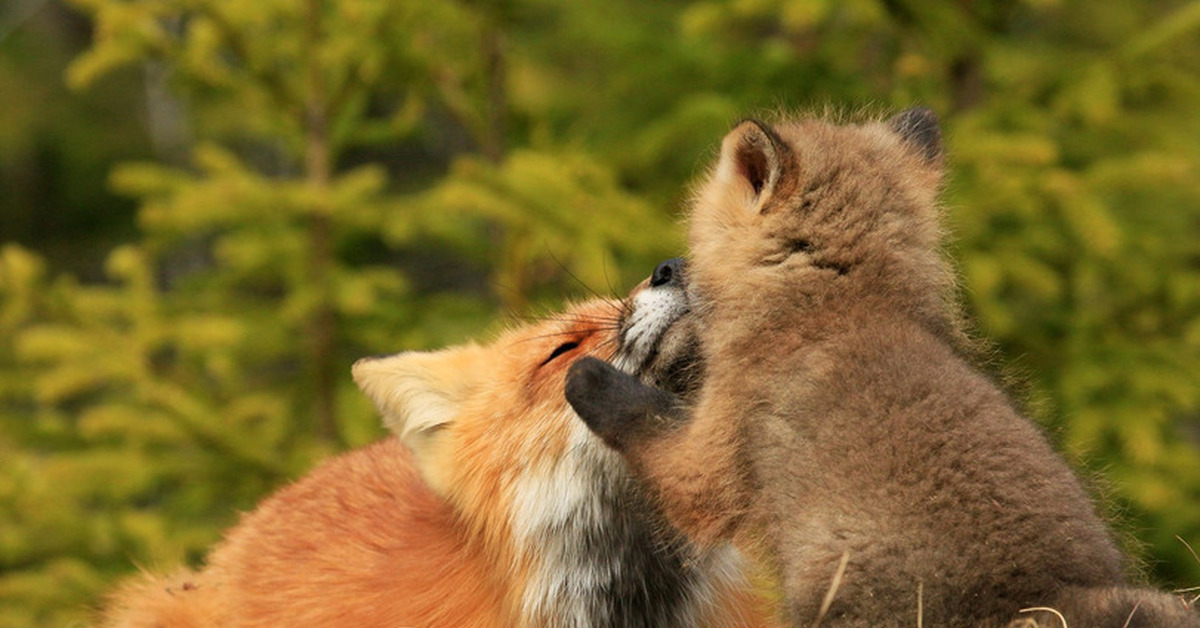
[886,107,942,165]
[716,119,790,214]
[352,345,485,452]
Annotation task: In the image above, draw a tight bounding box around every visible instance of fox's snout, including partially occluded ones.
[650,257,686,288]
[629,257,687,299]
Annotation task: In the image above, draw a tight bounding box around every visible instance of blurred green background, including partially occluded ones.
[1,0,1198,625]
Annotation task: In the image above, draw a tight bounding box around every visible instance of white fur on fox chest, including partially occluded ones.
[508,415,630,626]
[506,413,735,628]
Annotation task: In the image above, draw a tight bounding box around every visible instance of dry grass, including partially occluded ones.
[1016,606,1068,628]
[810,551,851,628]
[782,536,1200,628]
[917,581,923,628]
[1120,599,1143,628]
[1175,536,1200,609]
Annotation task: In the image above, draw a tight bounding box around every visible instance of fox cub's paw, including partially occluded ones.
[566,357,679,451]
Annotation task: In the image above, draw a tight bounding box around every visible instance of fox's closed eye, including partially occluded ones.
[541,341,579,366]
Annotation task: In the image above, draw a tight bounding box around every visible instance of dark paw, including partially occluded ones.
[565,357,633,446]
[565,357,677,450]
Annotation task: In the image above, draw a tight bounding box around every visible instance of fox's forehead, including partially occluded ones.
[497,298,624,344]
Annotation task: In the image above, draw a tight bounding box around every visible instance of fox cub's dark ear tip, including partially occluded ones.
[730,118,787,150]
[887,107,942,163]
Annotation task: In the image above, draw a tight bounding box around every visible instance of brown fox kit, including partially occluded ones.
[101,298,776,628]
[566,109,1199,627]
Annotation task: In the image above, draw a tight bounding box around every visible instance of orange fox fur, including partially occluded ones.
[104,439,505,627]
[101,298,776,628]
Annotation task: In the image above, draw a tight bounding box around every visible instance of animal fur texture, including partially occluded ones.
[566,109,1200,628]
[100,298,777,628]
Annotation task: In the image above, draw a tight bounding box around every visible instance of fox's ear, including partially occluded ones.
[352,345,484,451]
[716,119,789,213]
[887,107,942,164]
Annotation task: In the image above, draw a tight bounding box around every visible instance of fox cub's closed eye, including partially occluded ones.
[541,341,579,366]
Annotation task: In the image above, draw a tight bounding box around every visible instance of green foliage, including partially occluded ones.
[406,148,676,308]
[0,0,1198,625]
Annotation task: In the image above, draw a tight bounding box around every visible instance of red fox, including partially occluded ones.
[100,297,776,628]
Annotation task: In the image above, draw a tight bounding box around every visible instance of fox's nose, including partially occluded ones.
[650,258,685,288]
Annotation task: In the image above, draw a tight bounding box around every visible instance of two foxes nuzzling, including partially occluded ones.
[103,109,1197,628]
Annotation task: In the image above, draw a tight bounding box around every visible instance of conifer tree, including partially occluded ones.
[0,0,1197,625]
[0,1,674,624]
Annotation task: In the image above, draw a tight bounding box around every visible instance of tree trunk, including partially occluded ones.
[304,0,338,443]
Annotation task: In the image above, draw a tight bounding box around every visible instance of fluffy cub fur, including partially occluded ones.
[101,299,774,628]
[566,109,1199,627]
